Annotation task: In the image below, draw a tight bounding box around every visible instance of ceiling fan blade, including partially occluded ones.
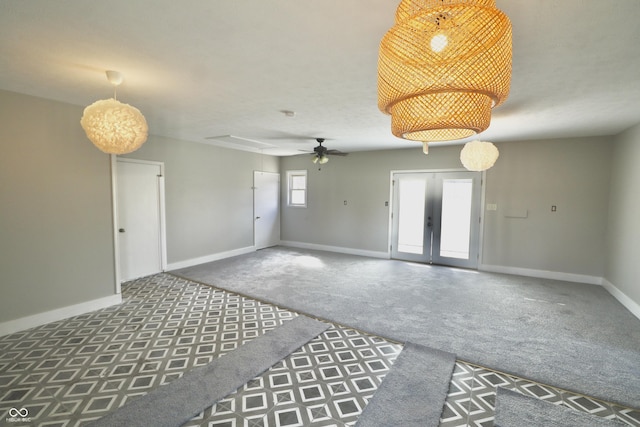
[326,150,348,156]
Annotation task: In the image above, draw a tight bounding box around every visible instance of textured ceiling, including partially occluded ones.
[2,1,640,156]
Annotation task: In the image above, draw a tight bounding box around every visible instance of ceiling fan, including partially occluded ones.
[310,138,348,165]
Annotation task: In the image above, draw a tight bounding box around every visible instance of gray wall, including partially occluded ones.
[0,90,116,323]
[0,89,279,326]
[122,137,279,265]
[3,87,636,325]
[281,145,464,252]
[605,124,640,305]
[483,136,612,276]
[281,137,613,278]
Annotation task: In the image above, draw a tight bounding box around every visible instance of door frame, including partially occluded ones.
[387,168,487,268]
[111,156,167,293]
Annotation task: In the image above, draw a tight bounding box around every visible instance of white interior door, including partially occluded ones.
[254,171,280,249]
[391,171,482,269]
[117,159,166,281]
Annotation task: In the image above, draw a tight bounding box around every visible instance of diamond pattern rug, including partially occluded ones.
[0,274,296,426]
[439,361,640,426]
[183,325,402,426]
[1,273,638,426]
[0,274,401,426]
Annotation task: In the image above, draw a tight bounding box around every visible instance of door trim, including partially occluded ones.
[111,156,167,292]
[110,155,119,293]
[387,168,486,267]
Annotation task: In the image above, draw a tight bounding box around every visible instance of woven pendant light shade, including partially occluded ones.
[81,98,148,154]
[378,0,512,141]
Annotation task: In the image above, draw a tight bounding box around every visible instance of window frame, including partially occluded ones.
[287,170,308,208]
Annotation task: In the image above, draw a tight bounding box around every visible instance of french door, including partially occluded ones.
[391,171,482,269]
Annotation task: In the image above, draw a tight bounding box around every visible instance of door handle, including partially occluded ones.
[255,217,260,220]
[119,228,125,233]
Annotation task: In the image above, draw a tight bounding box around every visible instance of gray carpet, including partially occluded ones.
[494,388,626,426]
[87,315,329,427]
[356,342,455,427]
[174,246,640,409]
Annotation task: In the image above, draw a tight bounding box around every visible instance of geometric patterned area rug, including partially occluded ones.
[494,387,627,426]
[440,361,640,426]
[1,273,296,425]
[87,316,330,427]
[181,324,403,426]
[1,273,639,426]
[0,273,402,426]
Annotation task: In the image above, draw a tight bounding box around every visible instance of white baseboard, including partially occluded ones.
[602,278,640,321]
[280,241,389,259]
[479,264,602,285]
[166,246,256,270]
[0,293,122,337]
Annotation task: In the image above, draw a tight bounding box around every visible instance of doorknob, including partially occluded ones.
[255,217,260,220]
[119,228,125,233]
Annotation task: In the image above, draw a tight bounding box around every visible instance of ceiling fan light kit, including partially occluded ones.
[81,70,148,154]
[378,0,512,142]
[312,154,329,165]
[310,138,347,166]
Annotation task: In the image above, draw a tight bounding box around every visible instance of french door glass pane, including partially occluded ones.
[439,179,472,259]
[397,178,426,254]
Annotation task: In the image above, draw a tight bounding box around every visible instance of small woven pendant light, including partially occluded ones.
[378,0,512,142]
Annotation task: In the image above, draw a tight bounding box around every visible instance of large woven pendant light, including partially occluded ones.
[81,71,148,154]
[378,0,512,142]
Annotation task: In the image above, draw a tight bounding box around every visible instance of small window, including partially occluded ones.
[287,170,307,207]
